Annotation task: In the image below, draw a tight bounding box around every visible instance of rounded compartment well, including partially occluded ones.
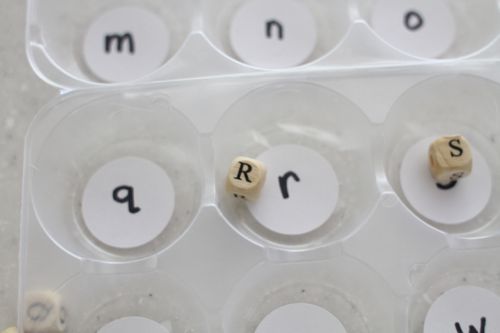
[223,257,395,333]
[384,74,500,235]
[29,92,203,261]
[27,0,196,85]
[202,0,352,68]
[51,271,209,333]
[358,0,500,59]
[408,248,500,333]
[213,82,379,251]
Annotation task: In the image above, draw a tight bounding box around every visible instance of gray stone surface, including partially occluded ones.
[0,1,57,327]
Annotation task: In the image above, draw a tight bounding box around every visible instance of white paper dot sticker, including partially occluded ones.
[256,303,346,333]
[83,7,170,82]
[82,157,175,249]
[371,0,456,58]
[247,145,338,235]
[98,317,170,333]
[424,286,500,333]
[400,137,491,225]
[229,0,317,68]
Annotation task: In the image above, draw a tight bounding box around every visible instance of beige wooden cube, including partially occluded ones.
[428,135,472,188]
[2,327,18,333]
[226,156,266,200]
[24,291,66,333]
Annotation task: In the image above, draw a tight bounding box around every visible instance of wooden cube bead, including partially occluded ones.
[428,135,472,188]
[2,327,18,333]
[226,156,266,201]
[24,291,66,333]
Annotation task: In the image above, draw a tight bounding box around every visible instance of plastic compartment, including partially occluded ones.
[20,271,209,333]
[26,0,197,86]
[408,248,500,333]
[222,258,396,333]
[201,0,352,68]
[383,74,500,235]
[28,91,204,262]
[357,0,500,59]
[213,82,379,251]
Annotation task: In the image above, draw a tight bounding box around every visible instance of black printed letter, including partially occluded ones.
[234,162,253,183]
[455,317,486,333]
[449,139,464,157]
[404,11,424,31]
[105,33,135,54]
[266,20,284,40]
[27,302,52,322]
[278,171,300,199]
[112,185,141,214]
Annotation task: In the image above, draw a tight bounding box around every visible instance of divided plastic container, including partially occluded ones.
[20,0,500,332]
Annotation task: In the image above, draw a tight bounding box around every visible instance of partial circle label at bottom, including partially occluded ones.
[424,286,500,333]
[256,303,346,333]
[98,316,170,333]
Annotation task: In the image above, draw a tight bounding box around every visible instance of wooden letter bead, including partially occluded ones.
[226,156,266,201]
[428,135,472,188]
[24,291,66,333]
[2,327,18,333]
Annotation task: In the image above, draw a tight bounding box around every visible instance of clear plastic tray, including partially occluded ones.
[26,0,500,88]
[20,0,500,332]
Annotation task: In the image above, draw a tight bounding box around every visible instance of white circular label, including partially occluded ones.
[247,145,338,235]
[83,7,170,82]
[400,137,491,225]
[98,316,169,333]
[82,157,175,249]
[255,303,346,333]
[371,0,456,58]
[424,286,500,333]
[229,0,317,68]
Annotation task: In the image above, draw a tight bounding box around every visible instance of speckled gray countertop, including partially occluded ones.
[0,1,57,327]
